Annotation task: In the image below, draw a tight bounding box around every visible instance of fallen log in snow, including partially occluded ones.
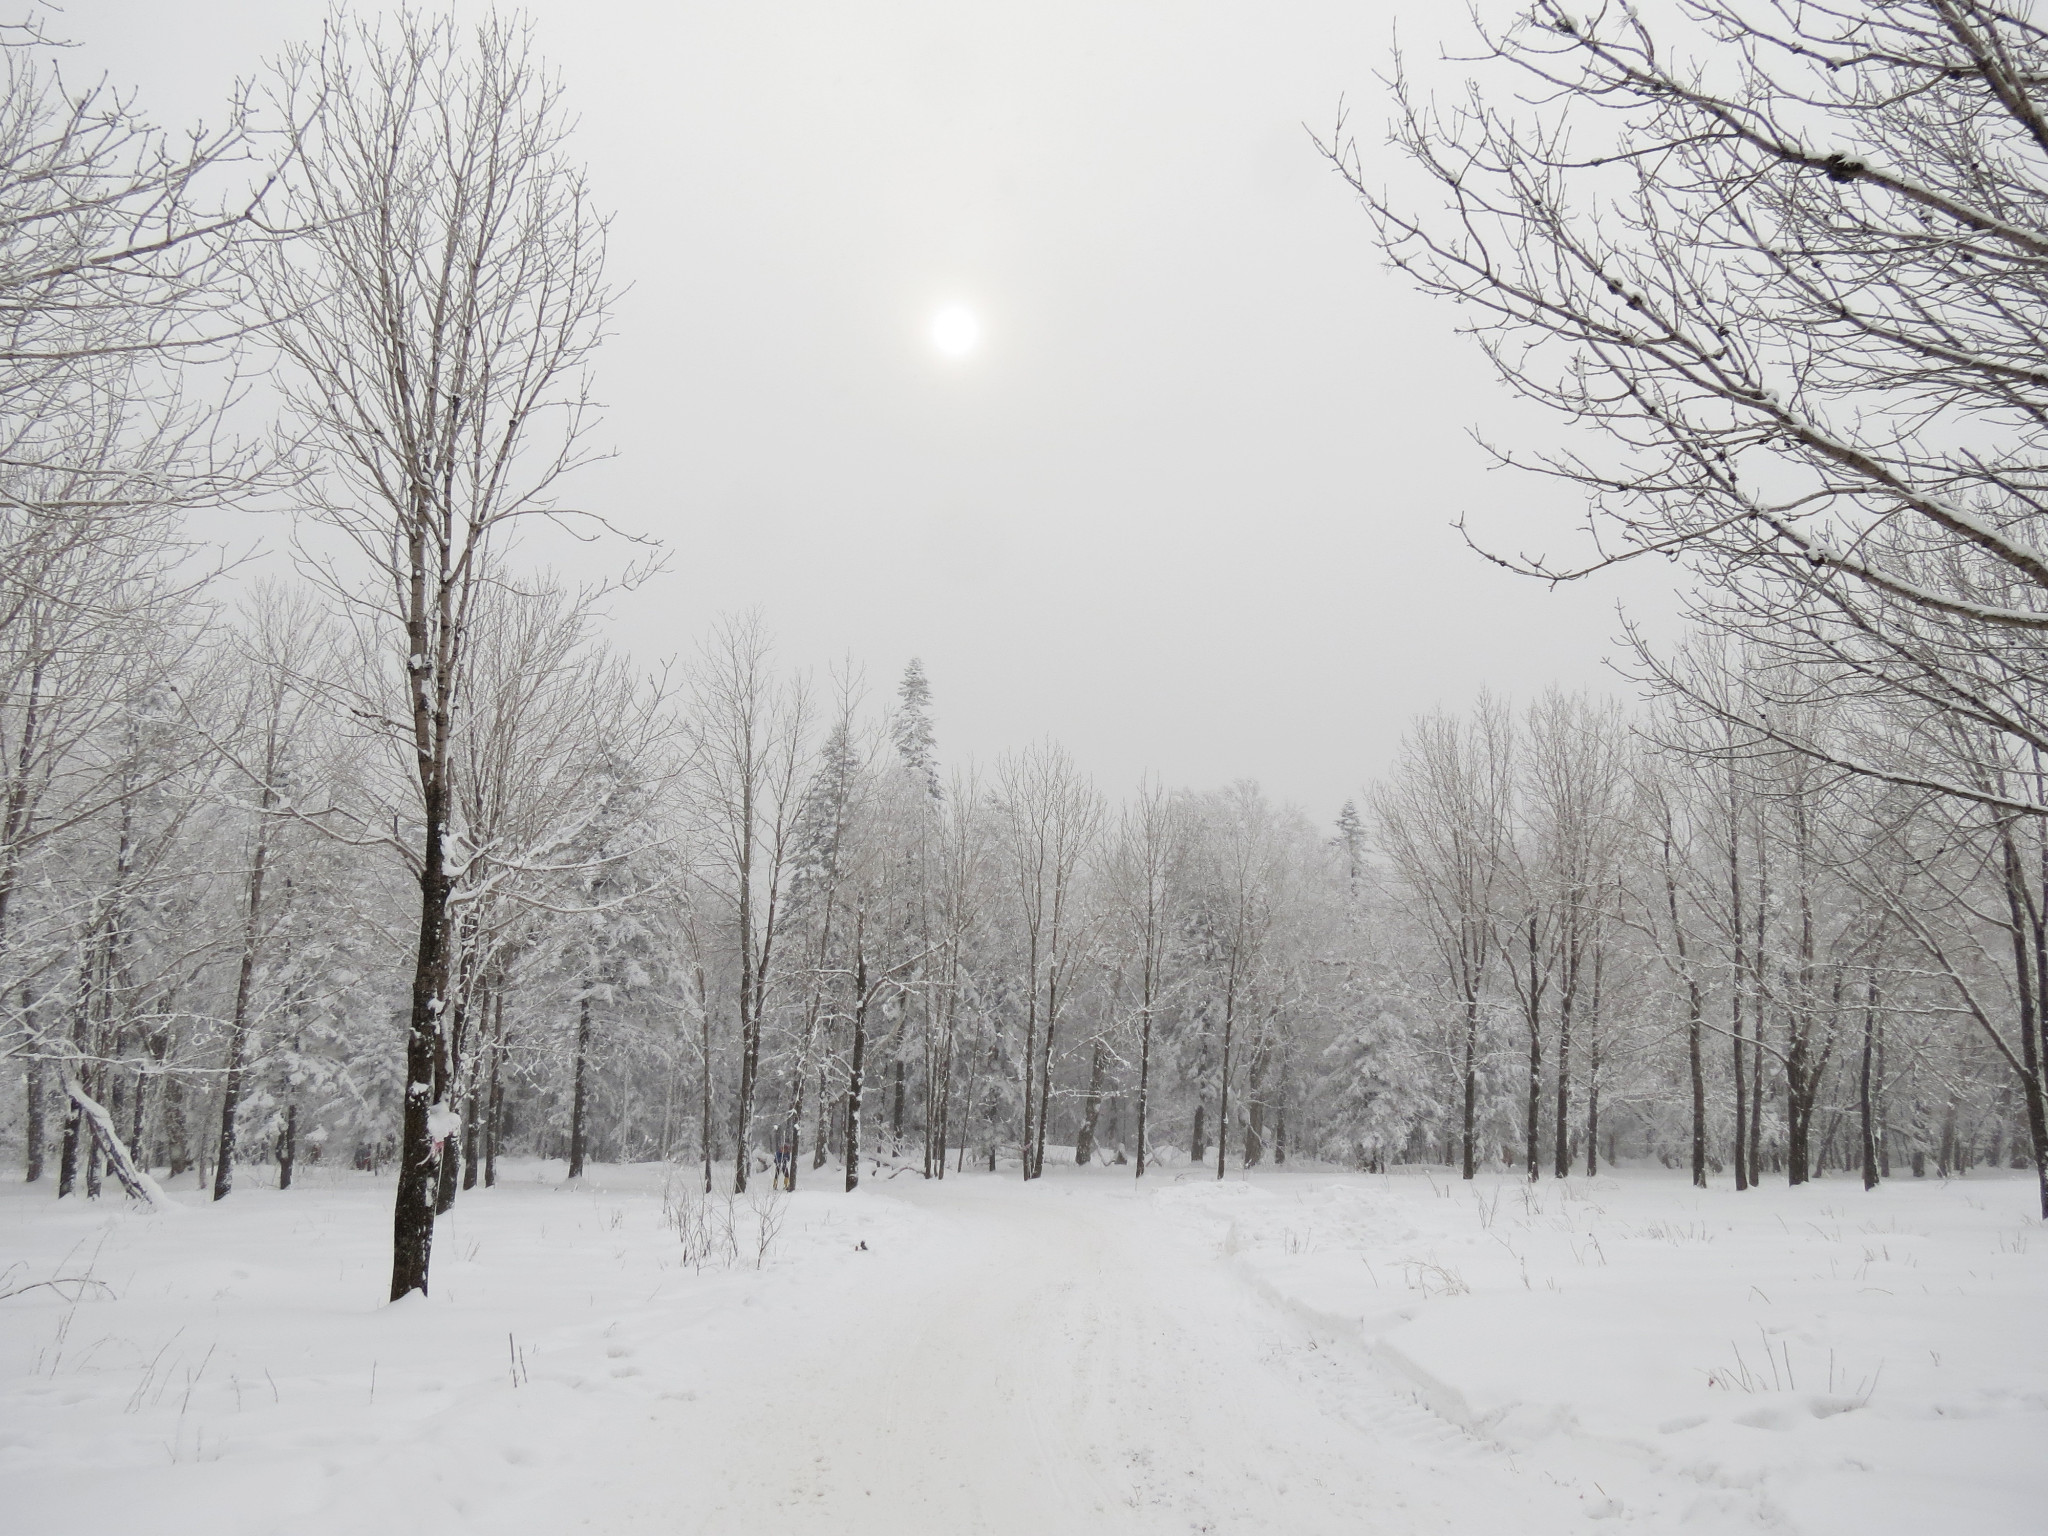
[61,1070,178,1213]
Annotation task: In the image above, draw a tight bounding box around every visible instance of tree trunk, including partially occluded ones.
[484,996,503,1190]
[63,1070,172,1209]
[1689,1007,1707,1190]
[1244,1039,1269,1169]
[1525,1012,1543,1183]
[435,1104,461,1212]
[278,1102,297,1190]
[569,990,591,1179]
[1215,992,1235,1181]
[1135,1002,1154,1179]
[23,1032,44,1183]
[890,1056,905,1156]
[1787,1012,1814,1186]
[1859,974,1880,1192]
[1661,827,1708,1190]
[213,788,275,1202]
[1585,1050,1600,1177]
[390,799,452,1300]
[163,1070,189,1178]
[1461,996,1480,1179]
[1035,971,1060,1180]
[810,1059,829,1171]
[700,984,714,1194]
[1553,975,1572,1179]
[461,1065,480,1191]
[1749,864,1768,1182]
[844,946,869,1193]
[57,1091,81,1197]
[1076,1037,1108,1165]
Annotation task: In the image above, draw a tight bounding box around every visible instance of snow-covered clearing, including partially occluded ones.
[2,1161,2042,1534]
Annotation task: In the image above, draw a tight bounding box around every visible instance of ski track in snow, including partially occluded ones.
[675,1181,1562,1535]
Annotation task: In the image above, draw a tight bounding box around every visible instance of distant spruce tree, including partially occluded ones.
[892,659,941,802]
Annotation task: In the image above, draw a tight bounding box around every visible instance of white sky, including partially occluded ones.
[60,1,1678,822]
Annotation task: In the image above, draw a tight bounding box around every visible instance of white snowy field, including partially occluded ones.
[1,1159,2042,1535]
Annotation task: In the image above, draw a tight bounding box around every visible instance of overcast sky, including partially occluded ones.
[63,1,1677,822]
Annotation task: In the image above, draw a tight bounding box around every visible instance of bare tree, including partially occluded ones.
[1521,691,1631,1177]
[1337,2,2048,816]
[998,742,1102,1180]
[685,613,811,1194]
[211,583,326,1200]
[1372,700,1515,1178]
[261,11,613,1299]
[1103,776,1183,1177]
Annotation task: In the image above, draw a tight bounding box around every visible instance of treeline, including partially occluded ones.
[1366,676,2041,1204]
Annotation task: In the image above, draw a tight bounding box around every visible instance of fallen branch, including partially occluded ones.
[0,1276,116,1302]
[61,1069,179,1212]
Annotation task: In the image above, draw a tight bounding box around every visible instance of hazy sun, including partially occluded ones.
[931,305,979,357]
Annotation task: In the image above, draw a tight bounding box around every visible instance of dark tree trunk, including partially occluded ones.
[484,999,503,1190]
[569,991,592,1180]
[1135,1003,1154,1179]
[890,1056,905,1155]
[164,1072,190,1178]
[1786,1008,1820,1187]
[461,1070,480,1191]
[844,945,869,1193]
[1553,981,1572,1179]
[1020,934,1040,1182]
[700,983,715,1194]
[57,1093,80,1197]
[1035,973,1060,1180]
[1859,975,1881,1192]
[1585,1061,1600,1176]
[1461,997,1480,1179]
[278,1102,297,1190]
[1690,1008,1708,1190]
[1728,785,1750,1192]
[213,789,275,1202]
[24,1035,44,1183]
[390,803,452,1301]
[1661,828,1708,1189]
[1244,1040,1269,1169]
[435,1113,461,1212]
[1525,1013,1542,1183]
[810,1059,829,1171]
[1076,1037,1108,1165]
[1215,993,1235,1181]
[1749,851,1768,1183]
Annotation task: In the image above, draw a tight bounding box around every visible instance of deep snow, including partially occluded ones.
[1,1159,2042,1534]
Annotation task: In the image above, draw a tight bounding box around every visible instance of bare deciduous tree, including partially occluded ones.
[262,11,613,1299]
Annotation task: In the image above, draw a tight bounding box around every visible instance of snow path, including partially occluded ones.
[670,1178,1586,1535]
[6,1163,2041,1534]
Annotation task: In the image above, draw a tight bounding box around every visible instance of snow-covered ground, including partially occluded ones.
[1,1159,2042,1534]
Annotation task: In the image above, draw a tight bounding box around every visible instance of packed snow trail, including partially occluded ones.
[669,1176,1589,1536]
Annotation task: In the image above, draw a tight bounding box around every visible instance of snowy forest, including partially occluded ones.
[5,6,2048,1533]
[10,2,2048,1267]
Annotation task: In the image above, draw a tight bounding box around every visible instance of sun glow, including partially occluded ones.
[931,305,980,356]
